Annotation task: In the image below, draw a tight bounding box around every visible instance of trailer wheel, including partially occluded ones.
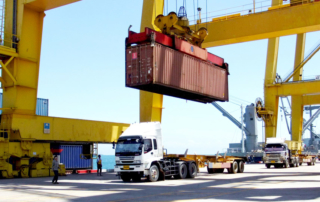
[238,161,244,173]
[121,175,131,182]
[149,165,159,182]
[177,163,188,179]
[265,164,271,169]
[187,163,197,178]
[228,161,238,174]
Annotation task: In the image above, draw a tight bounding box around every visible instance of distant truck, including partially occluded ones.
[263,138,316,168]
[114,122,246,182]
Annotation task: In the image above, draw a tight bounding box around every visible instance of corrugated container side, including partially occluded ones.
[36,98,49,116]
[126,43,228,103]
[60,145,92,170]
[0,93,49,116]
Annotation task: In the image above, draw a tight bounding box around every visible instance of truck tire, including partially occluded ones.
[228,161,238,174]
[265,164,271,169]
[177,163,188,179]
[238,161,244,173]
[149,165,159,182]
[121,175,131,182]
[187,163,197,178]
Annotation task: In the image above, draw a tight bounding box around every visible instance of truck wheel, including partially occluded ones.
[121,175,131,182]
[265,164,271,169]
[187,163,197,178]
[238,161,244,173]
[149,165,159,182]
[228,161,238,174]
[177,164,188,179]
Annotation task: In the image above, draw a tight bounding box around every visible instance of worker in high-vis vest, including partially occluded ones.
[97,154,102,176]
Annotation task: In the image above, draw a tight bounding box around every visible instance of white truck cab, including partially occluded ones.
[114,122,197,182]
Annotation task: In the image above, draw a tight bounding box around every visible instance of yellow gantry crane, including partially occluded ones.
[140,0,320,154]
[0,0,129,178]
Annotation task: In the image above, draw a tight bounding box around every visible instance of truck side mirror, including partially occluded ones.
[112,141,115,149]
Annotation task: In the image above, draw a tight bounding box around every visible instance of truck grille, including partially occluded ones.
[121,161,134,164]
[119,157,134,160]
[267,154,281,158]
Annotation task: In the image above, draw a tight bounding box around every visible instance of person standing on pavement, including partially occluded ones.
[52,156,59,184]
[97,155,102,176]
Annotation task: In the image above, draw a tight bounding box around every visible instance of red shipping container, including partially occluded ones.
[126,43,229,103]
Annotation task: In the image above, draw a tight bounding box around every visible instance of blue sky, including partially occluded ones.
[38,0,320,155]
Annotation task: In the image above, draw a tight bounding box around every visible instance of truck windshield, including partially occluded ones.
[265,144,286,152]
[116,137,143,156]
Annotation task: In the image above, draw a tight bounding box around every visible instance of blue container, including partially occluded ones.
[0,93,49,116]
[36,98,49,116]
[60,145,92,169]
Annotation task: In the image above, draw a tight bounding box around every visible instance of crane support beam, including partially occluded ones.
[4,114,129,143]
[190,2,320,47]
[140,0,164,122]
[291,33,306,143]
[211,102,251,135]
[265,80,320,96]
[24,0,80,12]
[302,107,320,134]
[302,94,320,105]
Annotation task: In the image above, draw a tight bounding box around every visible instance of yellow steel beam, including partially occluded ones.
[291,33,306,143]
[302,94,320,105]
[263,0,283,139]
[140,0,164,122]
[24,0,81,12]
[190,2,320,48]
[2,2,44,115]
[5,114,129,143]
[266,80,320,96]
[0,57,16,84]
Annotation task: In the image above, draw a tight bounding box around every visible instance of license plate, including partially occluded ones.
[123,165,130,170]
[271,161,275,163]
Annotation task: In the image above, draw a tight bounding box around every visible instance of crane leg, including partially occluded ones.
[140,0,164,122]
[291,33,306,145]
[264,37,280,139]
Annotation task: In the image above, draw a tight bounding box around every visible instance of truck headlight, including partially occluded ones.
[116,161,121,164]
[134,160,141,164]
